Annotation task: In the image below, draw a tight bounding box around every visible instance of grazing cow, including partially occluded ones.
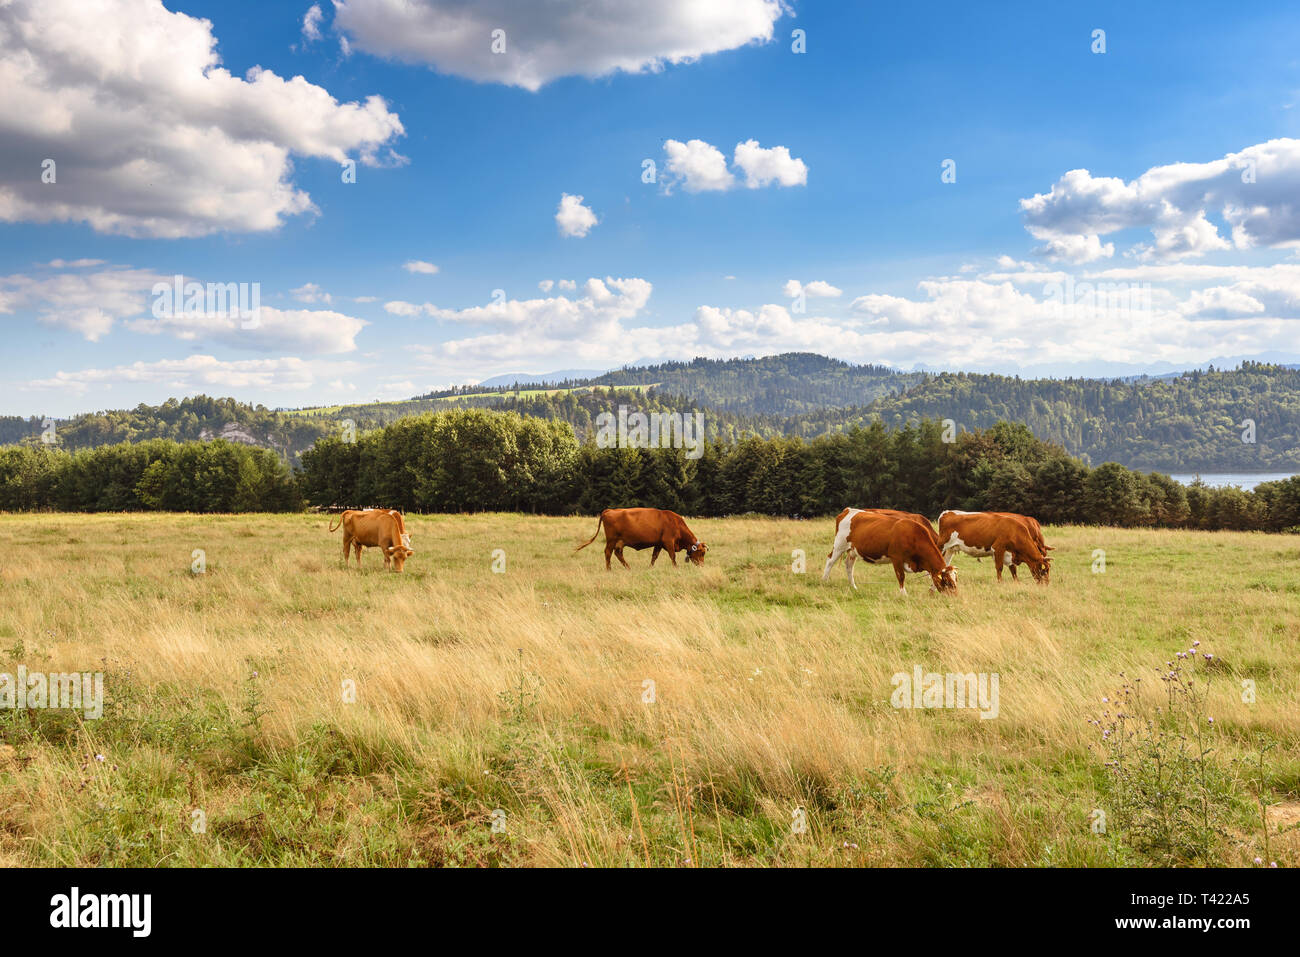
[329,509,415,571]
[985,511,1051,556]
[824,508,944,586]
[828,507,941,554]
[823,511,957,595]
[575,507,707,570]
[938,510,1050,583]
[387,509,411,549]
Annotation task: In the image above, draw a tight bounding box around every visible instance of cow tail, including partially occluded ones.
[328,514,344,533]
[575,511,605,552]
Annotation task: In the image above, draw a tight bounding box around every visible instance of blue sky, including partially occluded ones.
[4,0,1300,416]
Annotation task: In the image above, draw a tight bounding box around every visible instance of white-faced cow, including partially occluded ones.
[938,510,1050,583]
[575,507,707,570]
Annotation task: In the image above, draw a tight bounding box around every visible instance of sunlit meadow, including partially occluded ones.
[0,512,1296,867]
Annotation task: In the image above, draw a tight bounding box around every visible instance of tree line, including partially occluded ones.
[2,408,1297,531]
[0,439,300,512]
[298,409,1300,532]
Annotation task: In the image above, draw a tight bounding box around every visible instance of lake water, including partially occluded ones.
[1167,472,1295,490]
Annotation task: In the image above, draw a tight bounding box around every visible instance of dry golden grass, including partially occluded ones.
[0,511,1296,867]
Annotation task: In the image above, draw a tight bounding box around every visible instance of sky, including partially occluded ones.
[4,0,1300,416]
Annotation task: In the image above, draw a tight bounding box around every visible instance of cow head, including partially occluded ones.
[686,540,707,565]
[389,545,415,572]
[1030,555,1051,584]
[933,564,958,593]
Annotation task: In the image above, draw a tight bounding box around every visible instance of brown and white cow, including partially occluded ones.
[824,507,944,585]
[829,507,942,553]
[575,507,707,570]
[938,510,1050,583]
[329,509,415,571]
[823,510,957,595]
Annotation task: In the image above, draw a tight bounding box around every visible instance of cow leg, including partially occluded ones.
[993,544,1005,581]
[821,554,837,581]
[342,533,352,565]
[353,541,363,568]
[667,546,677,566]
[651,545,662,566]
[1009,561,1019,581]
[823,542,848,581]
[614,546,632,570]
[603,541,614,570]
[892,559,908,595]
[845,553,857,590]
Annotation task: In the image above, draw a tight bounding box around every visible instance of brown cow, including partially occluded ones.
[938,510,1050,583]
[575,507,707,570]
[329,509,414,571]
[824,511,957,594]
[989,512,1052,556]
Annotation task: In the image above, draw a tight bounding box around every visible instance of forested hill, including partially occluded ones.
[2,356,1297,472]
[863,361,1300,470]
[585,353,926,414]
[0,396,326,459]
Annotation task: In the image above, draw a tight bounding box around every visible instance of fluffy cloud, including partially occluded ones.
[1032,233,1116,264]
[1021,139,1300,262]
[783,279,842,298]
[664,139,735,192]
[555,193,598,238]
[847,267,1300,367]
[332,0,787,91]
[403,260,440,275]
[0,266,165,341]
[0,0,405,238]
[733,140,808,189]
[662,139,807,193]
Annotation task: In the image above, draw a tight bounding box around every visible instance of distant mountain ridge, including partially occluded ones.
[3,354,1297,472]
[476,368,609,388]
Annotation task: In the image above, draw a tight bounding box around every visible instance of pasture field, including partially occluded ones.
[0,512,1297,868]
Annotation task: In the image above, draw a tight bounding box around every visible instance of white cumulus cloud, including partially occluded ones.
[333,0,787,92]
[1021,138,1300,262]
[555,193,598,238]
[663,139,736,193]
[733,140,808,188]
[662,139,806,193]
[0,0,405,238]
[783,279,842,298]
